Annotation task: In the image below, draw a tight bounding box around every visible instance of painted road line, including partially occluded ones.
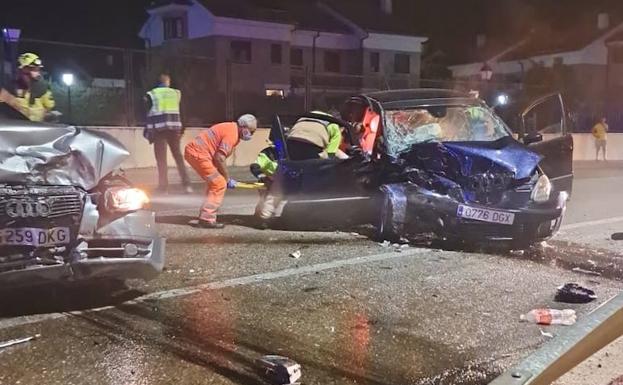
[562,216,623,231]
[0,248,428,331]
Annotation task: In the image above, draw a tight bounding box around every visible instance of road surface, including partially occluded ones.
[1,162,622,385]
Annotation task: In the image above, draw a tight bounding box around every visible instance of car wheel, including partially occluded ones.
[376,191,403,243]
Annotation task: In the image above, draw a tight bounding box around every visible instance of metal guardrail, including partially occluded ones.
[490,292,623,385]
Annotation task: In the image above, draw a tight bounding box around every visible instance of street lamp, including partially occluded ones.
[62,73,74,123]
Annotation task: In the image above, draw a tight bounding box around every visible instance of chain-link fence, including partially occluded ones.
[3,37,600,131]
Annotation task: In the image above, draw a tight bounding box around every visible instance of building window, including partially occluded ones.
[231,41,252,63]
[266,89,285,98]
[370,52,380,72]
[612,47,623,63]
[324,51,341,73]
[163,16,186,40]
[394,53,410,74]
[290,48,303,66]
[271,44,282,65]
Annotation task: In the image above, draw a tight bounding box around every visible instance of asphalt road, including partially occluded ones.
[1,162,623,385]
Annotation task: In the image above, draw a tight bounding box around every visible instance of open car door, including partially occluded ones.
[519,93,573,194]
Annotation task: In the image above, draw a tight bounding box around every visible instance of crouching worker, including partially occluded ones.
[250,144,278,219]
[184,114,258,229]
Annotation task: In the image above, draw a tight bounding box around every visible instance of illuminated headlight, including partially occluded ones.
[104,187,149,212]
[531,174,552,203]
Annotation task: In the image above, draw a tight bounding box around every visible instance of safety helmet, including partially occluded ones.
[18,52,43,69]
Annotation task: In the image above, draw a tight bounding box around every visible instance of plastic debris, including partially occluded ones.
[555,283,597,304]
[290,250,302,259]
[520,309,576,326]
[539,329,554,338]
[379,240,391,247]
[256,355,302,384]
[0,334,41,350]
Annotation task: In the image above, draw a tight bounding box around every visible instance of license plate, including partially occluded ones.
[0,227,71,247]
[457,205,515,225]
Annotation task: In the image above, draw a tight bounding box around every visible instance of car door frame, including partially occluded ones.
[519,92,574,194]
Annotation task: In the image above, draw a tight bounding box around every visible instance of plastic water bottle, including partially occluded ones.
[520,309,577,326]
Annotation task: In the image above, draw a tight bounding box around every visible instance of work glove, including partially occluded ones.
[227,178,238,189]
[143,128,154,144]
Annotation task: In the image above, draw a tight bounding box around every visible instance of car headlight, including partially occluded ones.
[104,187,149,212]
[531,174,552,203]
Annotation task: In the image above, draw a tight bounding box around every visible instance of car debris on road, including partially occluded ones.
[555,283,597,304]
[290,250,302,259]
[256,355,302,385]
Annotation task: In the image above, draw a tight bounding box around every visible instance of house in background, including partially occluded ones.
[139,0,427,121]
[447,10,623,120]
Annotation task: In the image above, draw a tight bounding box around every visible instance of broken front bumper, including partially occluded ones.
[385,183,567,243]
[0,209,165,289]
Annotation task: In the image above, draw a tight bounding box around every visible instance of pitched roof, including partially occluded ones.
[195,0,353,33]
[324,0,426,36]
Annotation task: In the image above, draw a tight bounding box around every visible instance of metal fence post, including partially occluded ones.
[226,59,233,121]
[304,65,311,111]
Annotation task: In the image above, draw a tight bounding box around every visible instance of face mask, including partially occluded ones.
[241,128,253,141]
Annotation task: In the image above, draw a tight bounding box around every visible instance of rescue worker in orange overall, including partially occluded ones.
[184,114,258,228]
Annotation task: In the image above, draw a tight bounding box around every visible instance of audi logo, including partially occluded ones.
[5,199,52,218]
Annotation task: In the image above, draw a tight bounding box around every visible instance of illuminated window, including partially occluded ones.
[266,89,285,98]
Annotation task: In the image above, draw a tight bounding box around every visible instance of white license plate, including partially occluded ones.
[457,205,515,225]
[0,227,71,247]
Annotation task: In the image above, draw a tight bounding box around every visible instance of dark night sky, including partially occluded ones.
[1,0,621,49]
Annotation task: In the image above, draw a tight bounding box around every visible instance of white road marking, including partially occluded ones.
[0,248,427,331]
[561,216,623,231]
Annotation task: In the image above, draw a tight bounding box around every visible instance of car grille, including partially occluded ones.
[0,185,84,223]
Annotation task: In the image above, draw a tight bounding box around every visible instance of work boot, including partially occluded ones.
[195,219,225,229]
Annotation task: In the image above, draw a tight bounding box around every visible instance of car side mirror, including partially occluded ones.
[524,133,543,145]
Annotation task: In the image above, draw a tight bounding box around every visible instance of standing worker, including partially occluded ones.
[592,116,608,161]
[184,114,258,229]
[0,53,55,122]
[144,73,192,194]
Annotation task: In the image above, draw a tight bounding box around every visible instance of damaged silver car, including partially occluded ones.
[0,104,164,288]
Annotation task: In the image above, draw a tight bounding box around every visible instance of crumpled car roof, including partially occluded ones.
[0,120,129,190]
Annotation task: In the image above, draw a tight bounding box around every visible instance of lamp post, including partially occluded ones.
[1,28,21,85]
[62,73,74,123]
[480,62,493,104]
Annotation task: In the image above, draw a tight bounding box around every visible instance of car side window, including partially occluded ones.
[523,96,565,137]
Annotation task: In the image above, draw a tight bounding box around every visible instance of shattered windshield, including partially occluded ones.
[383,106,511,156]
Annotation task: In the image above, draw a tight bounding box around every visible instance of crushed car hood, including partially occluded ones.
[400,137,542,181]
[0,121,129,190]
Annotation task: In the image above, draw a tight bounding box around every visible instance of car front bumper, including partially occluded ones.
[390,184,567,243]
[0,210,165,289]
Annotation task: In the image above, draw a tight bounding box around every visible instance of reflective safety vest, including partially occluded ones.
[146,86,182,131]
[288,116,342,155]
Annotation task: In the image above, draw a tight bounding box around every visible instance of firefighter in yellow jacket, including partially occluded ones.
[7,53,56,122]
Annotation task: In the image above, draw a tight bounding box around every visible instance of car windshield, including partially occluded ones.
[383,106,511,156]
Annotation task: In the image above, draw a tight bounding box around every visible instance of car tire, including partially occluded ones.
[376,191,403,243]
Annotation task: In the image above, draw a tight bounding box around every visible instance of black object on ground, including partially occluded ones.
[611,232,623,240]
[555,283,597,304]
[256,355,302,384]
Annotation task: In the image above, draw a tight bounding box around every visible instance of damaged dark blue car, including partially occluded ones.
[272,89,573,247]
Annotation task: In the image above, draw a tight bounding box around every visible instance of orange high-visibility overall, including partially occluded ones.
[184,122,239,223]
